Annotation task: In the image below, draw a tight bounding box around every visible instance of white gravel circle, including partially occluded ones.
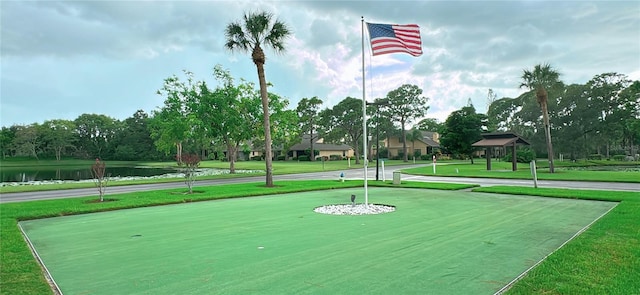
[314,204,396,215]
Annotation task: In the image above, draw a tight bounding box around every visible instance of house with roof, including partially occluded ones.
[288,134,354,160]
[382,131,440,158]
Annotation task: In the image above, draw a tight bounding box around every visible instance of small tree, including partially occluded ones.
[91,158,109,202]
[178,154,201,194]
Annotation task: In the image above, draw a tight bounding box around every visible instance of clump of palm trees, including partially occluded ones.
[225,11,291,187]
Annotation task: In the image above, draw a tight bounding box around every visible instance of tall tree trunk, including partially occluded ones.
[386,134,391,158]
[541,101,555,173]
[56,147,62,161]
[226,139,237,174]
[354,144,360,164]
[255,61,273,187]
[176,141,183,165]
[309,131,315,161]
[401,121,408,162]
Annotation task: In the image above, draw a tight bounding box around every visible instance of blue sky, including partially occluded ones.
[1,1,639,127]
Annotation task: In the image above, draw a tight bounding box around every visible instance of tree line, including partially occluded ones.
[0,76,430,165]
[439,68,640,172]
[2,69,637,172]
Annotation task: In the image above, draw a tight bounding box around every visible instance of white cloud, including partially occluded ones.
[1,1,638,127]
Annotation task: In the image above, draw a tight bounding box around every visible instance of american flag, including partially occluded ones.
[366,23,422,57]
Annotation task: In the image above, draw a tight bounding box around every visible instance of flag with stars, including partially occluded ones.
[366,23,422,57]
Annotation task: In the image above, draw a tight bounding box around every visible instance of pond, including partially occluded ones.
[0,166,178,183]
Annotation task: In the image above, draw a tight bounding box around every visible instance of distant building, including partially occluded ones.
[288,134,354,160]
[383,131,440,158]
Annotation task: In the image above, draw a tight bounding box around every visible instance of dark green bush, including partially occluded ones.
[298,155,310,161]
[612,155,626,161]
[420,154,435,161]
[329,155,342,161]
[503,148,536,163]
[276,155,286,161]
[588,154,603,160]
[251,156,262,161]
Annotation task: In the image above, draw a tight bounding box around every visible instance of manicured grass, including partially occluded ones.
[403,161,640,183]
[20,187,614,294]
[472,186,640,294]
[0,159,425,193]
[0,180,475,295]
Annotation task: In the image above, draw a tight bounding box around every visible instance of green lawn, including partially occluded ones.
[472,186,640,294]
[0,180,474,295]
[2,179,639,294]
[20,187,615,294]
[0,159,418,193]
[2,158,639,194]
[403,161,640,183]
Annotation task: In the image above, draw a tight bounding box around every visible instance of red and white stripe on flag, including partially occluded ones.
[367,23,422,57]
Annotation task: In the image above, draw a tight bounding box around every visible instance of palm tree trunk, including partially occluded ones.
[541,101,555,173]
[255,62,274,187]
[401,121,408,162]
[310,133,315,161]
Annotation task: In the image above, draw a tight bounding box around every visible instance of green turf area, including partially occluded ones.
[402,161,640,183]
[20,188,616,294]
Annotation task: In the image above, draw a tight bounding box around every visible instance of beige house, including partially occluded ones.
[288,134,354,160]
[383,131,440,158]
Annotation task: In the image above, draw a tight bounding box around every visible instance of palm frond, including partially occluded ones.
[265,21,291,53]
[225,10,291,55]
[520,63,561,90]
[244,11,272,44]
[224,22,250,52]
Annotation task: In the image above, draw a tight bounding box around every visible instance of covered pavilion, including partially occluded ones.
[472,132,531,171]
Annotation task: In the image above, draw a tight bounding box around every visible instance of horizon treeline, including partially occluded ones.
[0,71,638,162]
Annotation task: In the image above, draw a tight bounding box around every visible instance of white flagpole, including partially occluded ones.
[361,17,369,207]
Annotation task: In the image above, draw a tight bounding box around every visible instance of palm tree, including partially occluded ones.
[225,11,291,187]
[520,63,561,173]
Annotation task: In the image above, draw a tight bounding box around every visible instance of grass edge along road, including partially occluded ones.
[0,159,405,193]
[2,159,639,194]
[402,161,640,183]
[1,180,639,294]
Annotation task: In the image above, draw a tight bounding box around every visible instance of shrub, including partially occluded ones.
[377,147,388,157]
[503,148,536,163]
[612,155,626,161]
[276,155,286,161]
[329,155,342,161]
[588,154,603,160]
[298,155,310,161]
[251,156,263,161]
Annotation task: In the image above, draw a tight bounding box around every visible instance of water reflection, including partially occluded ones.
[1,167,178,182]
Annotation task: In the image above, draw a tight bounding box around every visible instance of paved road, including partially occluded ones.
[1,164,638,204]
